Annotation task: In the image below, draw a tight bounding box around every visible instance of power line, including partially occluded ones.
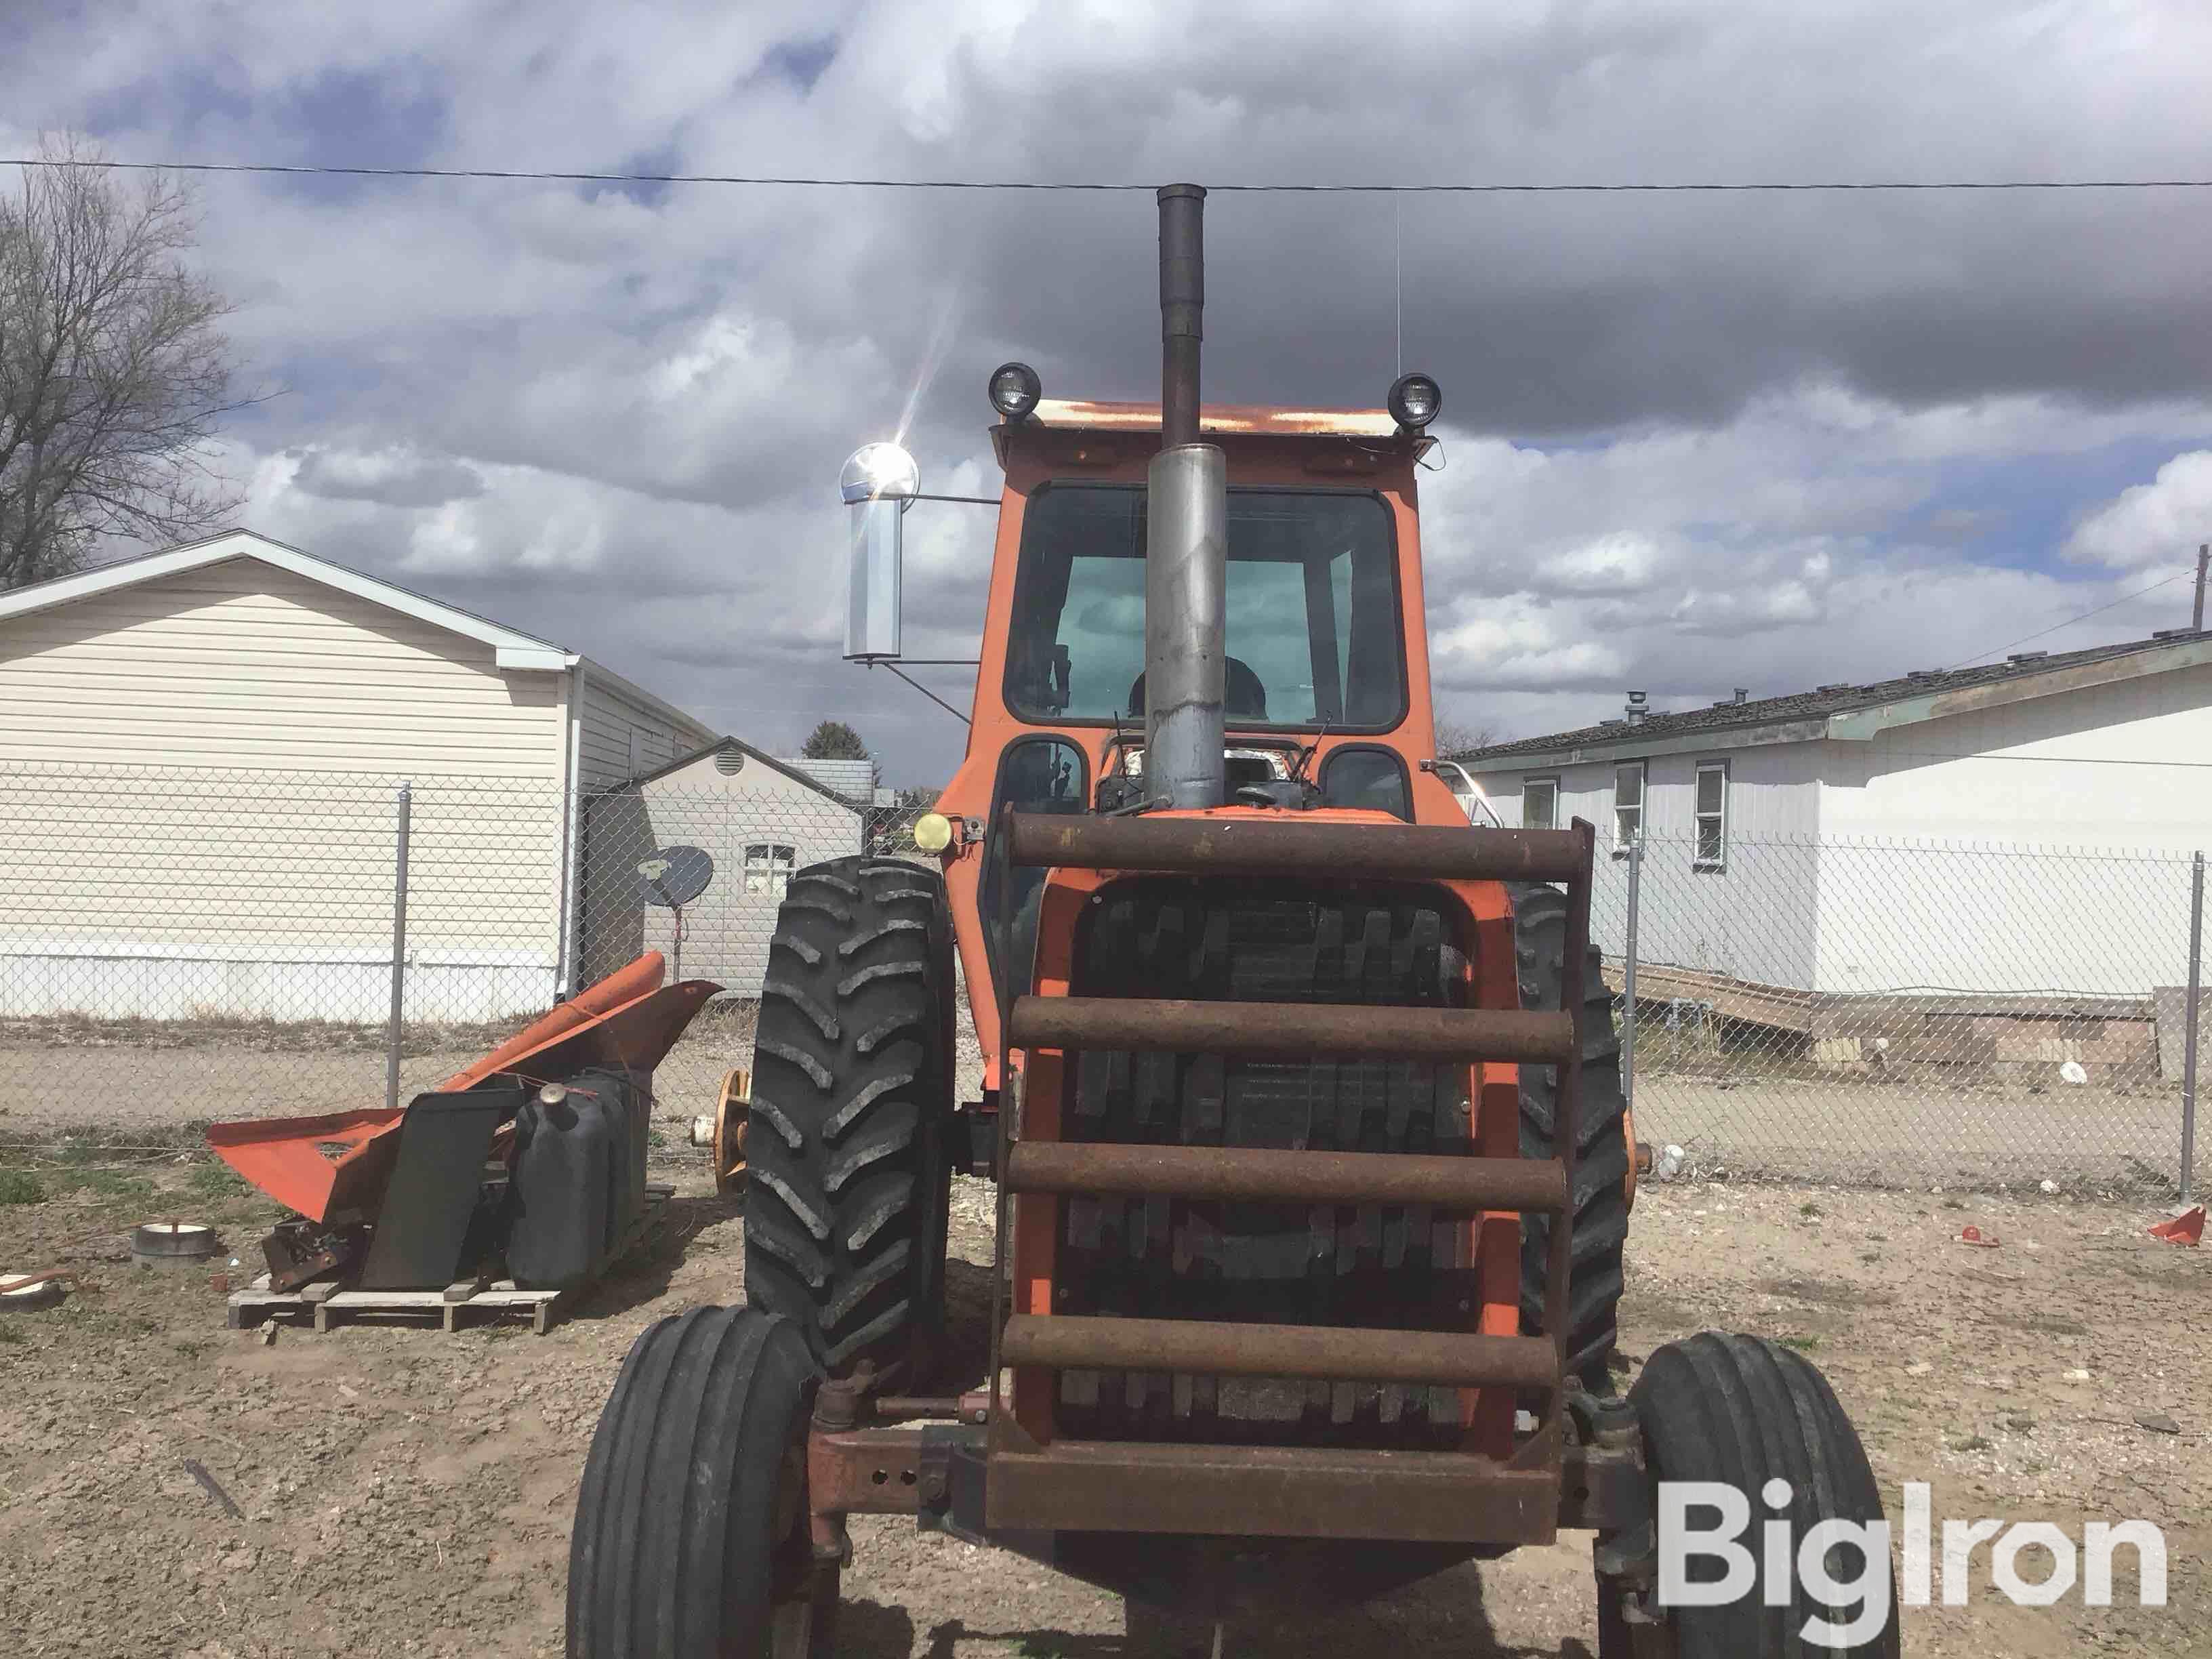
[1948,570,2190,668]
[7,157,2212,194]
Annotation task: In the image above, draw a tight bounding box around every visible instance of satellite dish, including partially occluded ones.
[636,845,714,909]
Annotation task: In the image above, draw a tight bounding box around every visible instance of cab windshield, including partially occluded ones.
[1003,483,1405,729]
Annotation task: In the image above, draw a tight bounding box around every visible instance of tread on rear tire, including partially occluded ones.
[567,1305,832,1658]
[745,856,956,1380]
[1508,880,1630,1389]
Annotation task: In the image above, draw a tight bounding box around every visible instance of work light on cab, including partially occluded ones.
[1387,371,1441,432]
[989,361,1042,419]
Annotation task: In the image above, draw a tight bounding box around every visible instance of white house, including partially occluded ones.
[0,530,716,1023]
[576,737,865,996]
[785,756,879,807]
[1454,632,2212,1001]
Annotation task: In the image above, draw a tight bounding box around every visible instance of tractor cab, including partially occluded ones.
[923,392,1475,1075]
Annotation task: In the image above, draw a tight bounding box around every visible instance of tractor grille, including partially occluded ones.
[1056,877,1481,1447]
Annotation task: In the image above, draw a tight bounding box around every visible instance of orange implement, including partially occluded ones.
[206,1106,405,1225]
[439,951,668,1091]
[205,954,718,1223]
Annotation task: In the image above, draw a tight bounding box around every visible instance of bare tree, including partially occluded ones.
[1434,717,1498,757]
[0,140,253,590]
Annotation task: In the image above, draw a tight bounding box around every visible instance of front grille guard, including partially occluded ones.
[981,807,1599,1532]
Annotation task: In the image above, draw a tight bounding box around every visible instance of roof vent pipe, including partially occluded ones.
[1625,690,1647,726]
[1734,687,1748,705]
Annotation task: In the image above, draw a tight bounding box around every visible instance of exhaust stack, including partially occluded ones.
[1144,183,1228,810]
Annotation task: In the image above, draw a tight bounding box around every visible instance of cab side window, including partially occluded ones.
[1319,747,1411,821]
[982,737,1089,997]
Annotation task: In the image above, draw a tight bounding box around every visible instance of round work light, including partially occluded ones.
[1387,372,1442,430]
[988,361,1043,419]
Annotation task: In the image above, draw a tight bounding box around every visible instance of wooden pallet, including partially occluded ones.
[227,1183,675,1335]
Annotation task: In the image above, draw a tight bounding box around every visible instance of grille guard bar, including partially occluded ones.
[981,806,1601,1542]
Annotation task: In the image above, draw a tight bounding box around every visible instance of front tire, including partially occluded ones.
[567,1306,832,1658]
[745,857,956,1380]
[1600,1332,1899,1656]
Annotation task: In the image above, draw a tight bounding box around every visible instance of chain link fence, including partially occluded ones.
[1600,832,2207,1192]
[0,762,924,1139]
[0,762,2202,1191]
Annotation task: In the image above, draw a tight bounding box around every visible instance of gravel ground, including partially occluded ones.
[0,1117,2205,1656]
[1634,1071,2192,1189]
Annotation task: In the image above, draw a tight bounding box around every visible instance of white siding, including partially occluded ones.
[0,555,565,775]
[577,750,863,996]
[783,757,877,806]
[1470,664,2212,999]
[1470,741,1825,989]
[1811,670,2212,996]
[1822,663,2212,848]
[0,556,571,1021]
[577,668,716,790]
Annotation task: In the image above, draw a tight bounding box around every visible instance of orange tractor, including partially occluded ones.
[568,186,1898,1657]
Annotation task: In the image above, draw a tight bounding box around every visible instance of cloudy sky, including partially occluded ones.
[7,2,2212,783]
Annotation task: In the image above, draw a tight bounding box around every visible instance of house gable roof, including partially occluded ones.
[0,529,573,671]
[1456,630,2212,771]
[622,736,860,811]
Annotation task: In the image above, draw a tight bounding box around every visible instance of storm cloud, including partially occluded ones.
[7,1,2211,779]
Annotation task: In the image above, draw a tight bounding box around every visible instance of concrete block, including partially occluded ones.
[2154,987,2212,1084]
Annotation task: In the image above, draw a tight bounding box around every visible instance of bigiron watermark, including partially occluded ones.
[1658,1479,2168,1646]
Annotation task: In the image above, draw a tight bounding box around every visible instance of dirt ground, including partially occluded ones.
[1,1109,2205,1658]
[6,1017,2200,1195]
[1635,1070,2195,1191]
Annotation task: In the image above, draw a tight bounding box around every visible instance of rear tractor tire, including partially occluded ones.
[567,1306,834,1658]
[745,856,958,1382]
[1597,1332,1899,1656]
[1507,880,1631,1389]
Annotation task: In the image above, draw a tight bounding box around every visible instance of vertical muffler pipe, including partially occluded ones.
[1145,183,1227,810]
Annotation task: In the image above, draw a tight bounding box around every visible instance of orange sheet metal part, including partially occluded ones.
[204,954,720,1222]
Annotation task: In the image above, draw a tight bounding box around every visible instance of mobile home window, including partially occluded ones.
[1613,762,1644,853]
[1523,776,1559,831]
[1695,762,1728,869]
[744,842,796,899]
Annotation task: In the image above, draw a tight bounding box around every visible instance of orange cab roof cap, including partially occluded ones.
[1025,398,1401,440]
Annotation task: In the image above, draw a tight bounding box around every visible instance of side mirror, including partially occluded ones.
[840,443,918,661]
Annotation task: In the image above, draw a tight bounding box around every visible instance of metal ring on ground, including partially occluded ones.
[0,1272,68,1311]
[131,1221,220,1269]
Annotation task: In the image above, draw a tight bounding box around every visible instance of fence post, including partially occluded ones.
[2184,851,2204,1204]
[385,781,413,1113]
[1622,835,1641,1116]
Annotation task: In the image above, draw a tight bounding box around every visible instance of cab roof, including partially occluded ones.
[991,398,1417,470]
[1023,398,1401,439]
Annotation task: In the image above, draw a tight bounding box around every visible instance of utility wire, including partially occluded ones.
[1948,570,2190,668]
[8,157,2212,193]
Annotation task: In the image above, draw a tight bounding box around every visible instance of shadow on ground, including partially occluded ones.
[890,1599,1597,1658]
[558,1185,747,1322]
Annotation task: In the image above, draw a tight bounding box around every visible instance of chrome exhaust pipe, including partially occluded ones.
[1144,184,1227,810]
